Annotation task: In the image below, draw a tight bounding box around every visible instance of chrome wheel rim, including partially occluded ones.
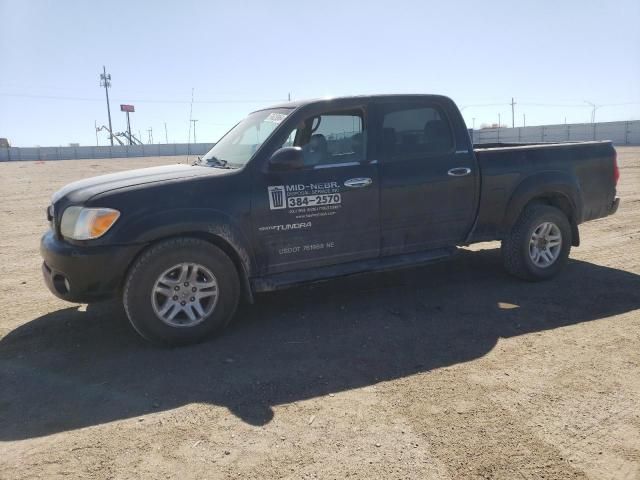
[529,222,562,268]
[151,263,218,327]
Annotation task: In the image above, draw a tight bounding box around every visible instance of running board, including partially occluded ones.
[251,247,458,293]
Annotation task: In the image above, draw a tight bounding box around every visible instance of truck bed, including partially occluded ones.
[469,140,617,242]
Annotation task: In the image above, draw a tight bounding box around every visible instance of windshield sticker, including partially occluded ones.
[264,112,287,124]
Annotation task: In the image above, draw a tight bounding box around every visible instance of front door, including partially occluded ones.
[252,107,380,274]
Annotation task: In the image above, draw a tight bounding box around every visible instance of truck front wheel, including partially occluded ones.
[501,204,572,281]
[123,237,240,346]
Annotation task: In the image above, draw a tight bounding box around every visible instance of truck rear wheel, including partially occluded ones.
[123,237,240,346]
[501,204,572,281]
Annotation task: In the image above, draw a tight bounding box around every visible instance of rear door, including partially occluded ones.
[375,100,477,255]
[252,105,380,274]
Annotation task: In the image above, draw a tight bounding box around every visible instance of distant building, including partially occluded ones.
[0,138,10,148]
[68,143,80,147]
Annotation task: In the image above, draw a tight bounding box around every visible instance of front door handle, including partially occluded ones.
[344,177,372,188]
[447,167,472,177]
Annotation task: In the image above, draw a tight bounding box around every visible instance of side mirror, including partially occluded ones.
[269,147,304,171]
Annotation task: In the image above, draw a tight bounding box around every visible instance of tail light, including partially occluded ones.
[613,150,620,186]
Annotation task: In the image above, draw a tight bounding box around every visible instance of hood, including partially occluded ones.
[51,164,229,205]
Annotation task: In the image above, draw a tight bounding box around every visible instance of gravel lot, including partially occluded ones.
[1,149,639,479]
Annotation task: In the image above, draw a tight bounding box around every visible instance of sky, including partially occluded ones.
[0,0,639,147]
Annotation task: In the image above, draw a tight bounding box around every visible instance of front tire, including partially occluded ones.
[501,204,572,281]
[123,237,240,346]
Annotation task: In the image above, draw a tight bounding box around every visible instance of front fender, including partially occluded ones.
[111,208,255,276]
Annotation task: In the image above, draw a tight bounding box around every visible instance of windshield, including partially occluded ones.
[200,108,292,168]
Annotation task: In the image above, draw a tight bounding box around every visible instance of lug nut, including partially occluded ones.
[190,297,195,302]
[174,286,180,291]
[173,295,178,301]
[180,301,186,306]
[192,287,197,292]
[184,282,189,287]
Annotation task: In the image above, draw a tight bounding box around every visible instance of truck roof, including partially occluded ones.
[256,94,453,112]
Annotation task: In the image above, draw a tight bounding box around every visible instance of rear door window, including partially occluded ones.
[380,105,454,159]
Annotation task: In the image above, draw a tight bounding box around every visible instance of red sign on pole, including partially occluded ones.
[120,104,135,112]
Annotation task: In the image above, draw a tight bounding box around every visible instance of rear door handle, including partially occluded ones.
[344,177,372,188]
[447,167,472,177]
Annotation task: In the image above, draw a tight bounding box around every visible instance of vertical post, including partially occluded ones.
[191,119,198,144]
[541,126,545,142]
[625,121,630,145]
[164,122,169,143]
[94,120,99,146]
[511,97,515,128]
[523,113,526,128]
[126,111,132,145]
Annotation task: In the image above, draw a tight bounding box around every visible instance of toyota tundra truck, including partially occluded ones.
[40,95,620,345]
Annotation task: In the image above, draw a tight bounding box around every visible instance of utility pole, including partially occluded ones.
[94,120,99,146]
[164,122,169,143]
[498,113,501,128]
[523,113,526,127]
[288,92,291,102]
[99,66,114,146]
[510,97,516,128]
[191,119,199,143]
[147,128,153,144]
[187,87,194,158]
[584,100,599,123]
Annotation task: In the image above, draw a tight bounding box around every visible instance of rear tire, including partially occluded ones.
[501,204,572,281]
[123,237,240,346]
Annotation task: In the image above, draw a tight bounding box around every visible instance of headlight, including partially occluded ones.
[60,207,120,240]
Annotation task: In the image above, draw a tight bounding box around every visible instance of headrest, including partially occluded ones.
[309,134,327,152]
[424,120,450,144]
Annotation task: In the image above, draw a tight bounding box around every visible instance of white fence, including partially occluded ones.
[470,120,640,145]
[2,120,638,162]
[0,143,215,162]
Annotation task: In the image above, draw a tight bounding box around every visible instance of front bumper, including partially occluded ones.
[40,230,142,303]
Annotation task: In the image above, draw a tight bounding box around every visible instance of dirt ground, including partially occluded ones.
[0,149,639,480]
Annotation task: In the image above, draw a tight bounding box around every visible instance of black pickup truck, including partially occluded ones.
[41,95,620,345]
